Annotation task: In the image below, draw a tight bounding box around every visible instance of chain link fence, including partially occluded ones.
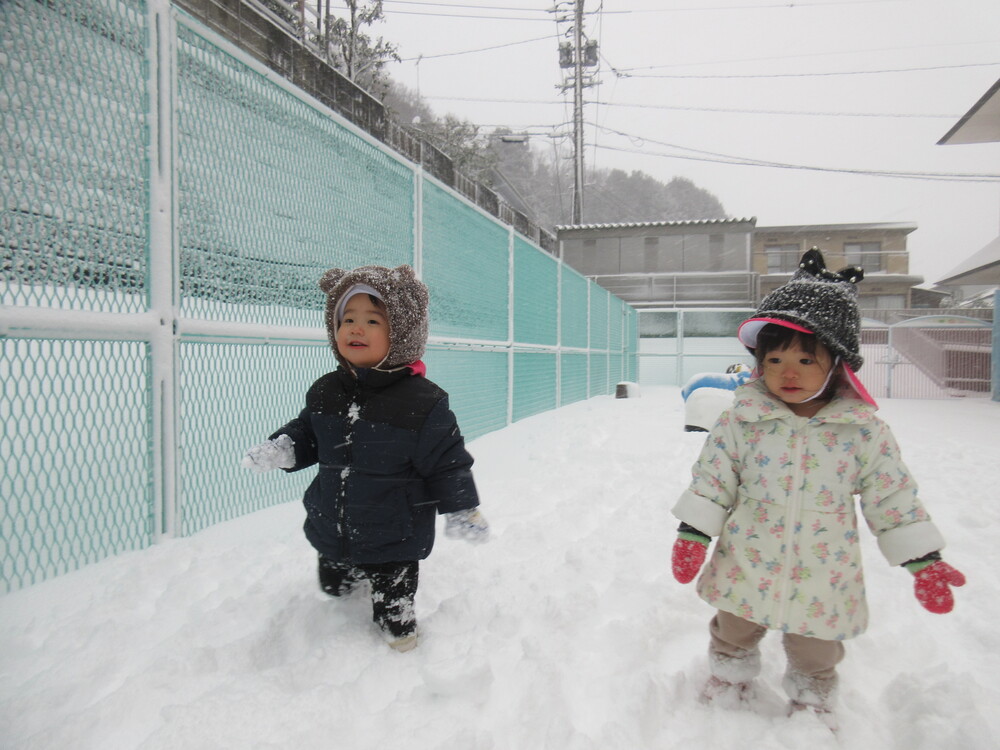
[1,0,637,593]
[638,309,994,402]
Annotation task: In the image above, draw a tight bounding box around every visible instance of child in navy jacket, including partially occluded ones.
[243,265,488,651]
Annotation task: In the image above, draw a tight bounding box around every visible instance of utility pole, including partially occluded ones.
[556,0,598,225]
[572,0,585,224]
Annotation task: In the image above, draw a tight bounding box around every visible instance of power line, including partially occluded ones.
[385,9,551,20]
[381,1,556,21]
[392,29,996,75]
[596,142,1000,183]
[396,34,553,61]
[594,101,961,119]
[417,93,961,119]
[383,0,900,13]
[615,41,1000,74]
[382,0,598,16]
[622,61,1000,79]
[589,124,1000,183]
[384,0,552,11]
[585,0,904,12]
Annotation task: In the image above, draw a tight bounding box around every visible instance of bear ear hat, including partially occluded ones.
[798,247,864,286]
[738,247,866,373]
[317,264,430,371]
[318,268,347,295]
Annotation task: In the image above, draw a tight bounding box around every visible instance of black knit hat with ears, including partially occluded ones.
[318,264,429,371]
[738,248,866,371]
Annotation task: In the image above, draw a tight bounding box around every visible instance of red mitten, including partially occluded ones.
[672,537,709,584]
[913,561,966,614]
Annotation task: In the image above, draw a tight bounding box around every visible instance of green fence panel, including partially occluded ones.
[590,351,609,396]
[0,0,638,593]
[177,341,334,535]
[422,183,509,342]
[626,310,639,381]
[560,269,589,350]
[589,284,610,353]
[422,347,509,441]
[513,350,557,422]
[1,0,149,313]
[609,353,624,385]
[175,24,414,327]
[513,238,558,346]
[1,338,152,593]
[561,351,589,406]
[608,297,624,353]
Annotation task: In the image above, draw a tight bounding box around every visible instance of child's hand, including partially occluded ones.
[241,434,295,473]
[445,508,489,544]
[912,561,966,614]
[672,536,709,583]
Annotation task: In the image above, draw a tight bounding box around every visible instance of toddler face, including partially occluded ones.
[336,294,390,369]
[761,339,834,415]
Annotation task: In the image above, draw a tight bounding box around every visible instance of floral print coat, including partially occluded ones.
[672,378,945,640]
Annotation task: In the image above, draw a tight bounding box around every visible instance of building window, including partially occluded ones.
[708,234,725,271]
[845,242,883,273]
[869,294,905,310]
[765,244,800,273]
[681,233,709,271]
[643,236,659,274]
[564,238,606,276]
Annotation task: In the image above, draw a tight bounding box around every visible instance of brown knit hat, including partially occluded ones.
[318,265,429,370]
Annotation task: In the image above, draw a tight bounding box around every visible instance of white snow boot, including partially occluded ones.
[700,675,755,709]
[387,633,417,652]
[784,670,838,732]
[788,700,839,733]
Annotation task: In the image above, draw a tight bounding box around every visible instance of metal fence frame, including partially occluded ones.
[637,309,996,402]
[0,1,637,593]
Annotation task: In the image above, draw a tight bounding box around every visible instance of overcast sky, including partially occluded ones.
[373,0,1000,286]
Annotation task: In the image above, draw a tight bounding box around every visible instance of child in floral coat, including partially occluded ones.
[670,249,965,725]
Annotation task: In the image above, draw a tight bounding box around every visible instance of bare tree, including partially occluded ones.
[324,1,399,97]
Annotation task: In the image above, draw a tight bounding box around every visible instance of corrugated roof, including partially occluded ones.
[555,217,756,231]
[755,222,918,234]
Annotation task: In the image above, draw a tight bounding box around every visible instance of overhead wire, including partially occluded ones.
[380,1,998,187]
[595,142,1000,183]
[382,0,902,13]
[615,40,1000,74]
[588,122,1000,183]
[413,94,962,120]
[396,34,552,61]
[621,61,1000,79]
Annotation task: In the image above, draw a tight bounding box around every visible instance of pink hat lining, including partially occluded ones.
[737,317,813,348]
[740,317,877,407]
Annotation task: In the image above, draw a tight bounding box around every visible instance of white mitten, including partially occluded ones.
[241,434,295,473]
[444,508,490,544]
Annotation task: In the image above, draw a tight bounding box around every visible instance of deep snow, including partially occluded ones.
[2,387,999,750]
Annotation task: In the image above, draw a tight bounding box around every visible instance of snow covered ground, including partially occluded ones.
[2,387,999,750]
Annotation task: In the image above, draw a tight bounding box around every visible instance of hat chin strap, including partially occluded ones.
[798,356,840,403]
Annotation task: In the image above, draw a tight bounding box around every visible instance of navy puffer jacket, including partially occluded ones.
[272,366,479,564]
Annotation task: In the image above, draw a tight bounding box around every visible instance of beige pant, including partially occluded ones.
[709,609,845,708]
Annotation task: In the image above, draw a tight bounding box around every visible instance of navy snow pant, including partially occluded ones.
[318,556,419,639]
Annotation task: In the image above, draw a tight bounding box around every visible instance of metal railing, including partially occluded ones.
[638,309,995,401]
[173,0,557,252]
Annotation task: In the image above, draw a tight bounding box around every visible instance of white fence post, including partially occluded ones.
[994,291,1000,402]
[148,0,178,541]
